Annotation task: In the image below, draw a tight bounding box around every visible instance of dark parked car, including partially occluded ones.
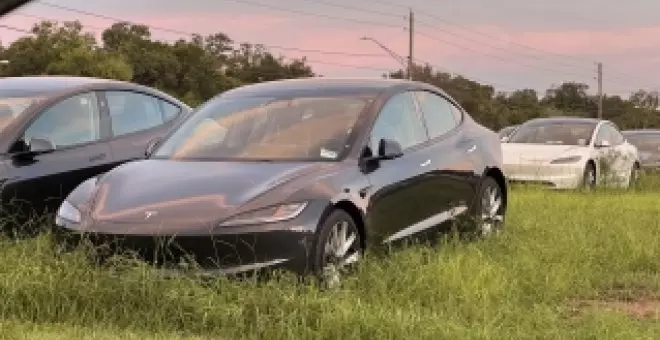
[622,129,660,170]
[0,76,191,223]
[55,78,507,285]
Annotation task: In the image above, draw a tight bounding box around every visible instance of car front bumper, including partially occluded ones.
[503,163,584,189]
[53,202,329,276]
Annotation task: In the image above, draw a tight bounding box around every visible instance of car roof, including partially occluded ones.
[217,77,435,99]
[0,76,119,96]
[623,129,660,135]
[525,116,603,125]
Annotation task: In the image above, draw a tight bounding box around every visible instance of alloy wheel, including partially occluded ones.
[321,220,360,288]
[479,183,504,236]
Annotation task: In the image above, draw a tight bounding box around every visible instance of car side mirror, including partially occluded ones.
[145,137,161,157]
[595,140,611,148]
[377,138,403,160]
[29,137,55,153]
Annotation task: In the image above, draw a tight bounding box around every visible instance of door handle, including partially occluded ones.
[420,159,431,167]
[467,145,476,153]
[89,153,106,162]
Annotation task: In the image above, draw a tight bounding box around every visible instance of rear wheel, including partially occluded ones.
[313,209,362,288]
[628,162,641,188]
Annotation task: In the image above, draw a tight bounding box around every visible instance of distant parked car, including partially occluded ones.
[55,77,507,285]
[622,129,660,170]
[0,76,191,223]
[498,125,519,139]
[501,117,639,189]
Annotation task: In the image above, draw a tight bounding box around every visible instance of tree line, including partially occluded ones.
[1,20,658,130]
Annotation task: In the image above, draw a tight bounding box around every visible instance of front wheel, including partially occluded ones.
[312,209,362,288]
[473,176,505,236]
[582,163,597,189]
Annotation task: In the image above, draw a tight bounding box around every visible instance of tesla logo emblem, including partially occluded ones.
[144,211,157,219]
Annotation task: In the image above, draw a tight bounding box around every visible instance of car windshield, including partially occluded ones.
[625,134,660,154]
[152,94,375,161]
[508,121,597,146]
[0,95,42,133]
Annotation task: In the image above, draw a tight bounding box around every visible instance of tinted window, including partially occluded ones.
[153,94,374,161]
[106,91,178,136]
[23,92,101,148]
[509,121,597,146]
[414,91,459,139]
[370,92,427,152]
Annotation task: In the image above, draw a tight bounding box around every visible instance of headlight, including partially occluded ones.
[218,202,308,227]
[550,155,582,164]
[55,200,81,225]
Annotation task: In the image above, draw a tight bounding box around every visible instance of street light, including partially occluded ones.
[359,36,410,80]
[0,60,9,65]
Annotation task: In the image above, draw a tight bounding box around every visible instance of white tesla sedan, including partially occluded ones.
[501,117,640,189]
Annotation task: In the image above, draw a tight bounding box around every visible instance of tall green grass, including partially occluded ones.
[2,179,660,339]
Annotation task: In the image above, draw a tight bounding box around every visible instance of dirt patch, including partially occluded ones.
[568,286,660,320]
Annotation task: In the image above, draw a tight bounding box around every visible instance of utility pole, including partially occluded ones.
[407,9,414,80]
[597,62,603,119]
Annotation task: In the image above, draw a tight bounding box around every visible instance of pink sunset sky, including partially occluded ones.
[1,0,659,97]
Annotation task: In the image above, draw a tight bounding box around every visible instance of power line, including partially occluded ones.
[217,0,402,29]
[416,30,589,78]
[301,0,589,72]
[12,11,392,59]
[20,0,653,93]
[332,0,655,88]
[0,24,32,34]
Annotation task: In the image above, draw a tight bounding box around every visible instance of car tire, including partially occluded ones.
[472,176,505,237]
[312,209,362,288]
[628,162,641,189]
[582,162,597,189]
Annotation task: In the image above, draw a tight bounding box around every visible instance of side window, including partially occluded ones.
[607,124,624,145]
[23,92,101,148]
[594,125,610,144]
[105,91,170,136]
[159,100,182,122]
[369,92,427,153]
[414,91,459,139]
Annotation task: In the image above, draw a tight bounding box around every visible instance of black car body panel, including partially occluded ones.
[56,78,506,275]
[0,76,192,221]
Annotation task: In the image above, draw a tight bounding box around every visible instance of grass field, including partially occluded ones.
[2,176,660,339]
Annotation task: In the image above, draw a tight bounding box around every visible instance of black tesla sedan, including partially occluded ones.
[55,78,507,284]
[0,76,191,224]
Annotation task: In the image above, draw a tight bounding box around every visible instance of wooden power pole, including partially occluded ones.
[597,62,603,119]
[407,9,414,80]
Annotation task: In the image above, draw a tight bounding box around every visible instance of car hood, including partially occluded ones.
[502,143,589,164]
[88,159,338,225]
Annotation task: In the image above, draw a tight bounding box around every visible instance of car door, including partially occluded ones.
[363,91,443,245]
[607,124,637,178]
[1,91,114,219]
[413,90,478,212]
[593,123,633,183]
[100,90,184,166]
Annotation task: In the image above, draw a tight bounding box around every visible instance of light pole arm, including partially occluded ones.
[360,37,406,68]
